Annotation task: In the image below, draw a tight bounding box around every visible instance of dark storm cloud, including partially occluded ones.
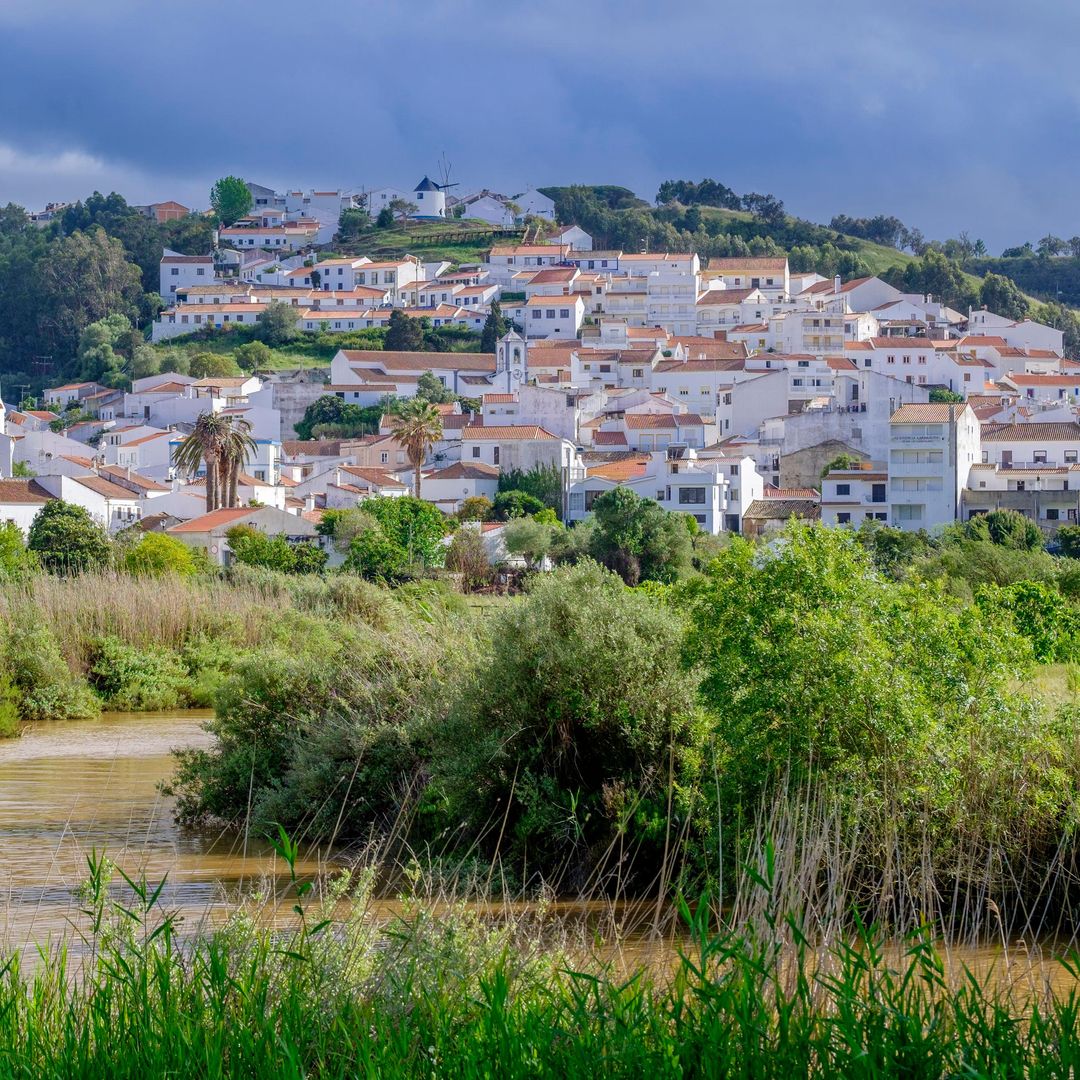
[1,0,1078,251]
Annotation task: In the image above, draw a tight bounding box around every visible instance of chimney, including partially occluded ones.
[834,275,842,294]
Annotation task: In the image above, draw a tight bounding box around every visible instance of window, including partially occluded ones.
[569,492,584,511]
[1067,451,1078,464]
[545,309,556,319]
[492,447,500,465]
[380,452,389,464]
[837,512,851,524]
[471,446,480,459]
[1047,508,1060,521]
[836,483,850,495]
[632,368,644,378]
[170,267,179,276]
[895,504,924,522]
[657,490,665,501]
[560,308,570,319]
[532,310,541,320]
[599,364,611,373]
[678,487,707,505]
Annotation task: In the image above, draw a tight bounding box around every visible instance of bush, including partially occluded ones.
[0,671,20,737]
[491,490,545,521]
[3,609,99,723]
[28,501,111,574]
[433,560,701,886]
[0,521,37,581]
[964,509,1043,550]
[122,532,199,577]
[88,636,192,711]
[444,528,492,591]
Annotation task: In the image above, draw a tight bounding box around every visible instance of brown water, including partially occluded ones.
[0,710,338,949]
[1,711,1076,996]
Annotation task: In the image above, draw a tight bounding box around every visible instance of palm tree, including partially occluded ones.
[219,418,258,508]
[390,399,443,499]
[172,412,232,512]
[172,413,258,510]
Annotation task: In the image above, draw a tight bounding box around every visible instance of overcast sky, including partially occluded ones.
[0,1,1072,253]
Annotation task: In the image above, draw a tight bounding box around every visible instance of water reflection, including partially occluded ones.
[0,711,334,947]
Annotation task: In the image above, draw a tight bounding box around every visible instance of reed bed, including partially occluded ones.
[2,828,1080,1079]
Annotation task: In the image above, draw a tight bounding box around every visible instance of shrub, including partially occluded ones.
[122,532,199,577]
[343,528,408,584]
[88,636,192,711]
[434,560,701,886]
[491,490,545,521]
[28,501,111,574]
[0,521,37,581]
[444,528,491,591]
[964,508,1043,550]
[3,609,99,723]
[0,671,20,737]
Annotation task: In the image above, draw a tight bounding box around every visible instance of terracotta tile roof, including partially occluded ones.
[624,413,706,429]
[765,485,823,498]
[167,508,258,533]
[1001,375,1080,387]
[482,393,517,404]
[60,454,95,468]
[338,466,408,489]
[696,288,756,306]
[490,245,565,256]
[462,425,558,440]
[0,479,51,504]
[890,403,975,423]
[98,466,170,492]
[340,349,496,373]
[981,422,1080,442]
[586,457,649,481]
[592,431,629,447]
[744,498,821,521]
[424,461,500,480]
[71,475,138,500]
[25,410,59,420]
[125,431,174,447]
[528,268,578,284]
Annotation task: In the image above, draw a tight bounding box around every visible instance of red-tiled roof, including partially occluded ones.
[167,508,257,533]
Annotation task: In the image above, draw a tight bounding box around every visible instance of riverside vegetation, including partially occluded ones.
[6,504,1080,1072]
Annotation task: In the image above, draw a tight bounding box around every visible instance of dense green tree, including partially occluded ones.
[375,207,394,229]
[415,370,455,404]
[0,520,37,580]
[503,516,557,569]
[433,560,700,884]
[929,388,964,403]
[586,487,691,585]
[455,496,493,522]
[226,528,327,574]
[1055,524,1080,559]
[188,352,241,379]
[294,395,382,440]
[491,490,546,520]
[256,300,298,347]
[479,300,509,353]
[335,207,370,241]
[964,508,1042,550]
[497,463,562,514]
[342,527,408,584]
[35,228,145,368]
[209,176,253,227]
[384,310,424,352]
[362,495,445,566]
[979,272,1030,320]
[27,500,111,574]
[234,341,272,372]
[75,313,134,386]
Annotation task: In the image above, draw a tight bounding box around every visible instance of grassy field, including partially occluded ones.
[332,218,525,264]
